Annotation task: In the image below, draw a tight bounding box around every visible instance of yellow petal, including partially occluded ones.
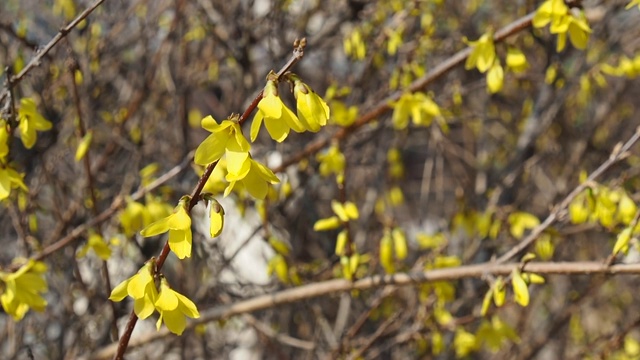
[109,279,130,302]
[313,216,341,231]
[75,131,93,162]
[250,111,264,142]
[155,280,179,311]
[168,229,192,259]
[225,151,251,181]
[511,270,530,306]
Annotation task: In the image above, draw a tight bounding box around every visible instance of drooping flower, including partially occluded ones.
[203,195,224,238]
[109,260,158,319]
[224,156,279,200]
[291,75,330,132]
[17,98,52,149]
[251,76,305,142]
[154,277,200,335]
[140,196,193,259]
[194,115,250,165]
[0,260,48,320]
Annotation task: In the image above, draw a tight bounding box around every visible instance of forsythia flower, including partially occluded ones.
[194,115,250,165]
[0,260,48,320]
[204,196,224,237]
[140,196,193,259]
[17,98,53,149]
[109,261,158,319]
[251,76,305,142]
[533,0,591,51]
[224,155,280,200]
[313,200,359,231]
[391,92,441,129]
[291,75,331,132]
[0,165,28,200]
[464,32,496,73]
[155,277,200,335]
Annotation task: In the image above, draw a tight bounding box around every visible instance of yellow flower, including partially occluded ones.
[155,278,200,335]
[0,165,28,200]
[194,115,250,165]
[251,77,305,142]
[0,260,48,320]
[487,60,504,93]
[627,0,640,10]
[17,98,52,149]
[109,261,158,319]
[533,0,591,51]
[224,156,279,200]
[464,32,496,73]
[313,200,359,231]
[292,76,330,132]
[140,197,193,259]
[204,196,224,238]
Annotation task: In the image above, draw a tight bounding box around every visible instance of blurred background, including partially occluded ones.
[1,0,640,359]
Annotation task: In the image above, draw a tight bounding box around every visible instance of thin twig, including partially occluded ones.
[0,0,108,103]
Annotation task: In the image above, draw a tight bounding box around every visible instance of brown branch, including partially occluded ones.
[90,260,640,359]
[272,13,535,174]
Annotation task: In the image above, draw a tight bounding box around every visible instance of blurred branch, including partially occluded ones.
[0,0,108,102]
[90,260,640,359]
[496,125,640,263]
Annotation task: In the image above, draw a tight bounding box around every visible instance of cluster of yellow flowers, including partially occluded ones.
[109,260,199,335]
[108,71,331,334]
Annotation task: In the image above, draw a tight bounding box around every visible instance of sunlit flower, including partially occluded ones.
[224,156,279,200]
[140,196,193,259]
[109,261,158,319]
[155,277,200,335]
[251,76,305,142]
[194,115,250,165]
[292,75,330,132]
